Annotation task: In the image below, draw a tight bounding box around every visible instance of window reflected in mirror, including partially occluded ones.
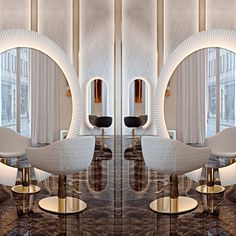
[88,79,107,125]
[129,78,148,117]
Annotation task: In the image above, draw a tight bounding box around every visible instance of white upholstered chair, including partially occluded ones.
[0,127,45,194]
[141,136,210,214]
[26,136,95,214]
[196,127,236,194]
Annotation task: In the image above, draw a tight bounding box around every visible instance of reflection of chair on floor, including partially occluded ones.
[0,127,47,194]
[124,115,147,148]
[124,116,141,138]
[196,127,236,194]
[26,136,95,214]
[142,136,210,214]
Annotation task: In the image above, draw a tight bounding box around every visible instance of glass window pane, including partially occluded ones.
[20,48,30,137]
[219,49,235,131]
[207,48,217,137]
[1,49,17,131]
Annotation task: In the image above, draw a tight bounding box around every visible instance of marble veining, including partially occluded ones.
[0,136,236,235]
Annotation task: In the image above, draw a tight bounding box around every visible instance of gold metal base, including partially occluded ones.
[12,184,41,194]
[196,185,225,194]
[150,196,198,214]
[39,196,87,214]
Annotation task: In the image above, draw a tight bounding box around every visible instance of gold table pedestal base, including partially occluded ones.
[12,185,40,194]
[39,196,87,214]
[150,196,198,214]
[196,184,225,194]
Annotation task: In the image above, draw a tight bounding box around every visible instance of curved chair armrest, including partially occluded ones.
[26,136,95,175]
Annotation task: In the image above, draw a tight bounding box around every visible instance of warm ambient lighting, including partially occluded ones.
[127,77,151,129]
[154,29,236,137]
[0,29,82,138]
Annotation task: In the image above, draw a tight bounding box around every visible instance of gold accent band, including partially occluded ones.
[198,0,206,32]
[30,0,38,32]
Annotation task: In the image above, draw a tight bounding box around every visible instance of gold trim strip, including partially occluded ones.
[198,0,206,32]
[120,0,123,135]
[157,0,164,76]
[114,0,117,135]
[30,0,38,32]
[72,0,80,75]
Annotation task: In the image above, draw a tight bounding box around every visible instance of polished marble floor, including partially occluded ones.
[0,136,236,235]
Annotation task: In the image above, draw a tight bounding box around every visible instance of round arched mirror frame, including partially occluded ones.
[154,28,236,137]
[0,29,82,138]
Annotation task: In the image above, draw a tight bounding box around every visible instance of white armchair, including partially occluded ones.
[0,127,32,158]
[26,136,95,214]
[0,127,46,194]
[196,127,236,194]
[141,136,210,214]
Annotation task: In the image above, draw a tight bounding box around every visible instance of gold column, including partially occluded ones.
[157,0,164,75]
[72,0,80,75]
[30,0,38,31]
[198,0,206,32]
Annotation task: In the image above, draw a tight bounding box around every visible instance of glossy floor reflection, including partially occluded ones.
[0,136,236,235]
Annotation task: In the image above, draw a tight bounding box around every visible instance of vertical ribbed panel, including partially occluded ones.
[0,29,82,138]
[155,29,236,137]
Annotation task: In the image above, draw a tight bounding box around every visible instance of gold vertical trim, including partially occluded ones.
[198,0,206,32]
[120,0,123,135]
[114,0,117,135]
[30,0,38,32]
[157,0,164,76]
[72,0,80,75]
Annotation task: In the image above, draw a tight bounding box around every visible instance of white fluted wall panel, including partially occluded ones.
[123,0,156,135]
[163,0,198,134]
[38,0,72,58]
[38,0,73,133]
[0,0,29,30]
[207,0,236,30]
[164,0,198,60]
[164,0,198,61]
[80,0,114,135]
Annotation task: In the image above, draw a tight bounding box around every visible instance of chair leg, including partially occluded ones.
[39,175,87,214]
[150,175,198,214]
[196,167,225,194]
[12,167,40,194]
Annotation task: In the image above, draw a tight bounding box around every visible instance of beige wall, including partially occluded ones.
[0,0,72,132]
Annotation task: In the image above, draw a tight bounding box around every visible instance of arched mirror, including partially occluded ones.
[88,78,107,118]
[0,29,81,139]
[129,78,148,119]
[0,47,72,144]
[164,47,236,144]
[155,29,236,140]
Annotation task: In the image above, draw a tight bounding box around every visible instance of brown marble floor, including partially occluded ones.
[0,136,236,235]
